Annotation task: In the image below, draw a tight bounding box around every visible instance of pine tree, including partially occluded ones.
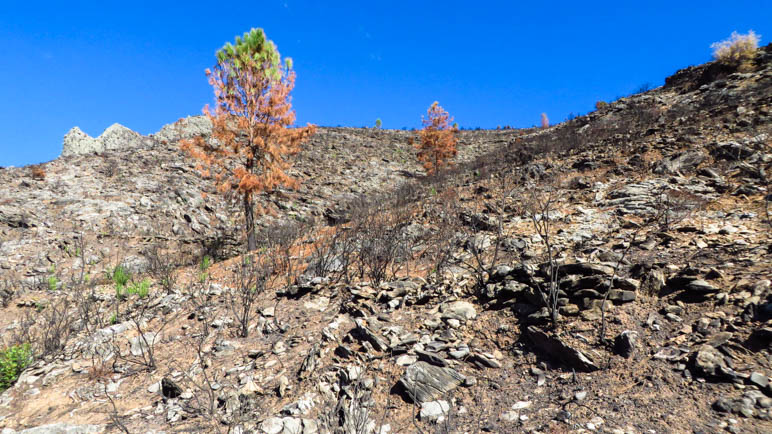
[415,102,458,176]
[182,28,316,251]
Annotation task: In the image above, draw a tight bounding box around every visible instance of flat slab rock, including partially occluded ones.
[558,263,614,277]
[399,361,465,403]
[526,326,599,372]
[1,424,104,434]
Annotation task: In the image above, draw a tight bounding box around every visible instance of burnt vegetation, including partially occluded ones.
[1,37,771,433]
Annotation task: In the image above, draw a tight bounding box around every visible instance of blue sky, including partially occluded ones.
[1,1,770,166]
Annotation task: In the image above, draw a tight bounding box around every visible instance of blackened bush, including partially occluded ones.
[143,244,179,294]
[229,254,273,338]
[353,209,413,286]
[262,221,309,289]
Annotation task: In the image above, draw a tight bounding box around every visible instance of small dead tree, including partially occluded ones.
[763,162,771,229]
[424,198,459,281]
[262,221,307,290]
[354,210,410,286]
[598,228,641,345]
[143,243,179,294]
[176,282,224,432]
[228,254,272,338]
[37,296,76,358]
[653,187,704,231]
[103,382,131,434]
[524,185,561,329]
[113,291,176,372]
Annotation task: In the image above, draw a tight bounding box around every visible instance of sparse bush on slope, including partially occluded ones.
[711,30,760,71]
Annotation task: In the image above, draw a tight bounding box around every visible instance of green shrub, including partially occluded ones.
[199,255,212,282]
[711,30,760,70]
[109,266,131,289]
[128,279,151,298]
[200,255,212,272]
[47,275,59,291]
[0,344,32,392]
[118,278,151,299]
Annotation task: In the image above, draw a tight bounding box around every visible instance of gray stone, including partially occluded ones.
[614,330,638,358]
[607,289,636,303]
[130,333,158,357]
[352,321,389,352]
[62,127,100,157]
[705,332,733,348]
[154,116,213,144]
[280,417,302,434]
[5,424,104,434]
[749,372,770,389]
[467,353,502,369]
[686,279,720,293]
[415,350,449,367]
[558,263,614,277]
[399,361,465,403]
[653,150,706,174]
[714,397,756,418]
[440,301,477,320]
[691,345,735,380]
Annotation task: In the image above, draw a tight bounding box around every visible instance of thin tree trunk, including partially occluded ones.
[244,194,256,251]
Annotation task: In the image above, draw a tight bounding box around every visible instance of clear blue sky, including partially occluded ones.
[1,1,769,166]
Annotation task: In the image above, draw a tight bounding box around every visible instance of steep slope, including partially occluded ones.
[0,45,770,434]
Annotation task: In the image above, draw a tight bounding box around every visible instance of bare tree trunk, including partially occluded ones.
[244,194,256,252]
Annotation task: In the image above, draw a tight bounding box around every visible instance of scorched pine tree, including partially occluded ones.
[182,28,316,251]
[415,102,458,176]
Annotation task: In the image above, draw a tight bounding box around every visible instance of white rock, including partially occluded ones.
[260,417,285,434]
[419,400,450,423]
[280,417,301,434]
[396,355,417,366]
[501,411,519,422]
[130,333,157,356]
[148,381,161,394]
[442,301,477,320]
[512,400,532,410]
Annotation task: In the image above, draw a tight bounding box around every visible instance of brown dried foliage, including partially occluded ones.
[415,102,458,176]
[30,165,46,180]
[181,43,316,250]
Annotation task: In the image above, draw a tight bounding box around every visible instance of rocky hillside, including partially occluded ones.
[0,45,770,433]
[0,122,514,285]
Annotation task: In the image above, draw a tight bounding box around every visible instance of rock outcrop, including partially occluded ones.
[153,116,213,144]
[62,123,151,157]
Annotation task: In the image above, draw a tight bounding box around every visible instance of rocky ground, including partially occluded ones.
[0,46,770,433]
